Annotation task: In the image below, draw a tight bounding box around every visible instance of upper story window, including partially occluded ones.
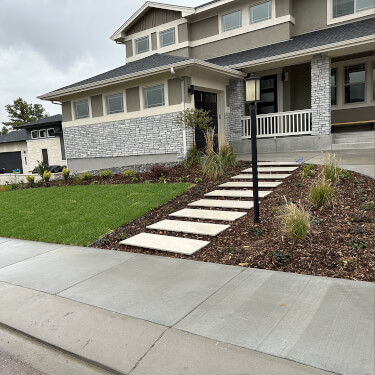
[47,128,55,137]
[106,93,124,114]
[250,1,272,24]
[344,63,366,103]
[333,0,374,18]
[136,36,149,54]
[144,84,165,108]
[222,10,242,32]
[160,28,175,47]
[75,100,90,119]
[31,130,38,139]
[39,129,46,138]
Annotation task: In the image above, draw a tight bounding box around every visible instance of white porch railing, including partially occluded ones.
[241,109,312,139]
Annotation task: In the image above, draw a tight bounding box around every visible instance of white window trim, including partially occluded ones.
[327,0,375,25]
[72,98,91,121]
[222,9,243,32]
[160,27,176,48]
[106,92,125,115]
[135,35,150,55]
[47,128,55,137]
[143,83,166,109]
[250,0,274,24]
[31,130,38,139]
[39,129,46,139]
[331,55,374,110]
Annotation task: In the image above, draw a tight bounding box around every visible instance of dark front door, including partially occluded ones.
[194,91,218,152]
[257,75,278,115]
[42,149,49,166]
[0,151,22,173]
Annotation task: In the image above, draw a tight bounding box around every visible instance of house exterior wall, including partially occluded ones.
[291,0,327,35]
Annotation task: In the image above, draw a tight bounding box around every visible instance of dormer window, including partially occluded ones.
[136,36,149,54]
[333,0,374,18]
[222,10,242,32]
[251,1,272,24]
[160,28,176,48]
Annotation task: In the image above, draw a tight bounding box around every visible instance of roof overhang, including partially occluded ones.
[111,2,195,42]
[38,60,245,101]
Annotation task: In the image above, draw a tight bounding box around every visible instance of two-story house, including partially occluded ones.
[39,0,375,173]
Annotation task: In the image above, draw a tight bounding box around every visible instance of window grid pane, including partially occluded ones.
[75,101,89,119]
[39,130,46,138]
[136,37,149,54]
[251,1,272,23]
[356,0,375,11]
[333,0,354,17]
[144,85,165,108]
[107,94,124,114]
[331,68,337,105]
[344,64,366,103]
[160,28,175,47]
[31,130,38,139]
[223,10,242,32]
[47,128,55,137]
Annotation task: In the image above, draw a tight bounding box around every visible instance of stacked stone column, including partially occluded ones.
[225,79,245,143]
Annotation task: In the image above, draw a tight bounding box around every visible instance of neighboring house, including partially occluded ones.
[39,0,375,172]
[17,115,66,172]
[0,130,27,173]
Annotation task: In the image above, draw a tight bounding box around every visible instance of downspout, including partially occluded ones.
[171,67,187,157]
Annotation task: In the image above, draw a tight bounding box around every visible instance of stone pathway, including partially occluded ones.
[121,162,298,255]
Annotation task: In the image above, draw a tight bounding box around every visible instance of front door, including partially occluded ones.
[194,91,218,152]
[257,75,278,115]
[42,149,49,166]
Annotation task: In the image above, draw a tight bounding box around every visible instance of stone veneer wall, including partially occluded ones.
[63,112,193,162]
[225,79,245,143]
[311,54,331,135]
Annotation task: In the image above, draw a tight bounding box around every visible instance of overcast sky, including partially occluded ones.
[0,0,203,126]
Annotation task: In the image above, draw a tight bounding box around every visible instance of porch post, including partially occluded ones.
[311,54,331,135]
[227,79,245,142]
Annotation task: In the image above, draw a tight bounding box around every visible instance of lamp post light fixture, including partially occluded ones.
[245,75,261,223]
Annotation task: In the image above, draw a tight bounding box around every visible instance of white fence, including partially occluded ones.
[241,109,312,139]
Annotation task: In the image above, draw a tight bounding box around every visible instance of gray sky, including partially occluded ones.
[0,0,202,125]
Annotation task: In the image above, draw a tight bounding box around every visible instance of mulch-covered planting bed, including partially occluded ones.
[92,162,375,282]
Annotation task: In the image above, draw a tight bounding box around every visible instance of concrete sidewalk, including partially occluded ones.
[0,237,373,375]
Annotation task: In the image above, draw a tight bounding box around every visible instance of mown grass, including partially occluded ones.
[0,183,191,246]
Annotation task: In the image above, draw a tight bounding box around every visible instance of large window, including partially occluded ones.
[331,68,337,105]
[333,0,374,18]
[136,36,149,54]
[144,85,165,108]
[222,10,242,32]
[31,130,38,139]
[251,1,272,24]
[344,64,366,103]
[75,100,89,119]
[106,93,124,114]
[160,28,175,47]
[39,129,46,138]
[47,128,55,137]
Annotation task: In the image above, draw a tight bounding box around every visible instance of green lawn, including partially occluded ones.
[0,183,191,246]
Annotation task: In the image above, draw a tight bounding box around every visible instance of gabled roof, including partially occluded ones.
[17,115,62,129]
[111,2,195,41]
[0,129,27,144]
[208,18,375,68]
[39,54,244,100]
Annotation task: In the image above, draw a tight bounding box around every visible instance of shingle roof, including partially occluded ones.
[17,114,62,128]
[195,0,222,9]
[208,18,375,67]
[0,129,27,144]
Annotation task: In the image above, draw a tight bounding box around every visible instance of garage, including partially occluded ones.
[0,129,27,173]
[0,151,23,173]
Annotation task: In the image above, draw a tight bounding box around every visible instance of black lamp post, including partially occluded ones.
[245,75,261,223]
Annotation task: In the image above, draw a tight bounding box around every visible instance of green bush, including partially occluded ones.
[144,180,152,184]
[300,163,315,177]
[310,179,334,207]
[195,177,203,183]
[36,161,48,178]
[159,176,166,183]
[183,145,202,168]
[62,167,70,181]
[100,170,113,179]
[178,176,185,183]
[43,170,52,183]
[202,153,224,180]
[272,251,290,263]
[360,203,375,211]
[347,238,366,250]
[73,177,82,185]
[11,183,21,190]
[219,144,237,168]
[80,172,93,181]
[281,201,310,240]
[122,169,134,177]
[26,175,35,187]
[322,153,341,184]
[131,177,138,183]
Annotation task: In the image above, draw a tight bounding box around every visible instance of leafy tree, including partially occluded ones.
[1,126,8,135]
[2,98,49,129]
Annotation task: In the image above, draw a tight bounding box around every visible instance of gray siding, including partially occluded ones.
[189,15,219,42]
[91,95,103,118]
[276,0,292,17]
[125,40,133,58]
[62,102,72,122]
[292,0,327,35]
[178,23,188,43]
[151,32,157,50]
[126,87,140,112]
[168,78,182,106]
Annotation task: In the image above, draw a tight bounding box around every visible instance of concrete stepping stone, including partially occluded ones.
[258,161,298,166]
[205,190,271,198]
[231,173,290,180]
[147,219,229,236]
[170,208,247,222]
[189,199,254,210]
[120,233,209,255]
[219,181,281,188]
[242,166,297,173]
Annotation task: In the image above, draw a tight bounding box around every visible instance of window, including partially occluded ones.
[47,128,55,137]
[344,64,366,103]
[251,1,272,23]
[373,62,375,100]
[39,129,46,138]
[75,100,89,119]
[31,130,38,139]
[333,0,374,18]
[42,149,49,166]
[106,93,124,114]
[160,28,175,47]
[222,10,242,32]
[331,68,337,105]
[144,85,164,108]
[136,36,149,54]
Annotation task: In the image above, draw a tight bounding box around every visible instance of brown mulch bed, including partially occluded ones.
[91,162,375,282]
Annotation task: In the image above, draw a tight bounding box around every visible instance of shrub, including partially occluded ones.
[347,238,366,250]
[116,232,129,241]
[159,176,166,183]
[131,177,138,183]
[122,169,134,177]
[36,161,48,178]
[339,169,351,178]
[62,167,70,181]
[322,153,341,184]
[195,177,203,183]
[272,251,290,263]
[26,175,35,187]
[300,163,315,177]
[280,201,310,240]
[149,163,169,178]
[11,183,21,190]
[100,170,112,179]
[80,172,93,181]
[43,170,52,183]
[183,145,201,168]
[219,143,237,168]
[73,177,82,185]
[337,256,357,268]
[310,179,334,207]
[202,153,224,180]
[248,227,263,237]
[360,203,375,211]
[178,176,185,183]
[310,216,323,225]
[144,180,152,184]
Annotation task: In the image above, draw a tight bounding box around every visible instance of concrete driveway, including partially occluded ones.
[0,237,373,375]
